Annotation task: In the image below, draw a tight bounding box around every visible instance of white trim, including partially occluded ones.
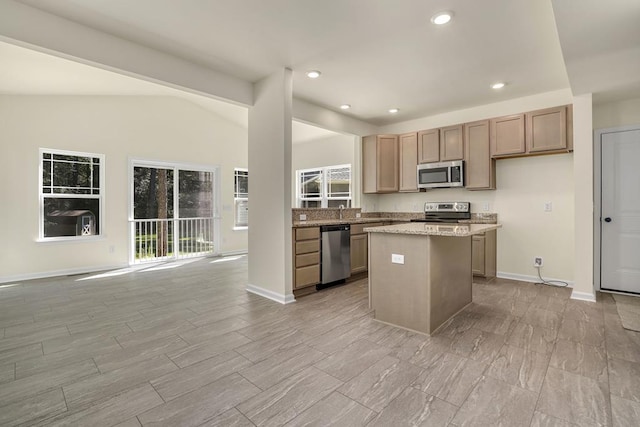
[570,290,596,302]
[246,284,296,305]
[0,264,129,284]
[496,271,574,287]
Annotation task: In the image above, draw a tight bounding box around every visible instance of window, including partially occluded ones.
[40,149,104,239]
[296,164,351,208]
[234,168,248,227]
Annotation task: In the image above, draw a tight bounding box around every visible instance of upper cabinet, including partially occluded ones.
[440,125,464,161]
[399,132,419,192]
[491,105,573,158]
[418,129,440,163]
[417,126,464,163]
[526,106,571,153]
[362,134,399,193]
[464,120,495,190]
[490,114,525,156]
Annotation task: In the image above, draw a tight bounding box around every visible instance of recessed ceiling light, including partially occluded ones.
[306,70,321,79]
[389,108,399,114]
[340,104,351,110]
[431,11,453,25]
[491,82,506,89]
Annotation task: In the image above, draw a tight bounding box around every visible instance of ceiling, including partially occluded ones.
[4,0,640,126]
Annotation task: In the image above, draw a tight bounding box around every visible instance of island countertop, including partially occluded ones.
[364,222,501,237]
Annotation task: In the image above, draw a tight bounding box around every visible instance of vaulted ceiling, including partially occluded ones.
[2,0,640,127]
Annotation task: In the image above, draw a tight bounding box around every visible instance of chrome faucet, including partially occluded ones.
[339,204,345,220]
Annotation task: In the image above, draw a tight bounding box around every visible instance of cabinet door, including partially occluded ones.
[399,132,418,192]
[417,129,440,163]
[440,125,464,161]
[490,114,525,156]
[472,234,485,276]
[350,234,368,274]
[526,106,567,153]
[295,265,320,289]
[362,135,378,194]
[376,135,399,192]
[464,120,495,190]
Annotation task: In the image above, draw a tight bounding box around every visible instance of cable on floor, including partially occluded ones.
[534,266,569,287]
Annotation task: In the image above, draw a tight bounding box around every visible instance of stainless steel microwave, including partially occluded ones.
[417,160,464,189]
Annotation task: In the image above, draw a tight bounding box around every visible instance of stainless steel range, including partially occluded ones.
[410,202,471,223]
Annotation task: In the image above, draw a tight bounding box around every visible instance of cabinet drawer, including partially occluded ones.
[351,222,384,235]
[296,252,319,268]
[295,264,320,288]
[295,239,319,255]
[295,227,320,241]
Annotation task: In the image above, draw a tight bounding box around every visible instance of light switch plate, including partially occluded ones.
[391,254,405,264]
[300,214,307,221]
[544,202,552,212]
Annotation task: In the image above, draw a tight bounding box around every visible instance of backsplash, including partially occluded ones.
[292,208,497,224]
[292,208,362,221]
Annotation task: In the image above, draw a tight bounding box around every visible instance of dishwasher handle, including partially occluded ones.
[320,224,350,232]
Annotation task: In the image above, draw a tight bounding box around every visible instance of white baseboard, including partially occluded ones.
[497,271,574,287]
[0,263,129,284]
[246,284,296,305]
[570,290,596,302]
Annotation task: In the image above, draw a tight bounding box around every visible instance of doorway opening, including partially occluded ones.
[130,160,220,264]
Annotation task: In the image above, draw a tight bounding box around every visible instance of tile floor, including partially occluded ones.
[1,256,639,426]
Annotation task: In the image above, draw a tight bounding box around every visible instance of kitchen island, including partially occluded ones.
[365,222,501,335]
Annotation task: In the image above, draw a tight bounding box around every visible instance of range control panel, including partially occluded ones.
[424,202,470,213]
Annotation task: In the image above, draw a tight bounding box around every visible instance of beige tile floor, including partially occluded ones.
[1,255,639,426]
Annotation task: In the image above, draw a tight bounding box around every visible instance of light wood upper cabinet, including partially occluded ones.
[490,114,525,156]
[399,132,418,192]
[417,129,440,163]
[526,106,568,153]
[464,120,495,190]
[440,125,464,161]
[362,134,399,193]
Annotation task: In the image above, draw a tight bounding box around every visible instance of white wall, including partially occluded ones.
[0,95,248,281]
[593,97,640,129]
[365,89,576,282]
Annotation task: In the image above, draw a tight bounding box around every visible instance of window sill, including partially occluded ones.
[36,236,106,244]
[233,226,248,231]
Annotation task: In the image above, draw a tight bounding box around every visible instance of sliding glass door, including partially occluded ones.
[130,161,220,263]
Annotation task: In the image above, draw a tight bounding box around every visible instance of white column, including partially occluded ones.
[246,69,294,303]
[572,93,595,301]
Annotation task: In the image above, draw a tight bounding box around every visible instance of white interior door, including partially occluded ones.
[601,128,640,294]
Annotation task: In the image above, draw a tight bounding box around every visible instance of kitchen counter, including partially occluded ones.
[364,222,501,237]
[368,222,501,335]
[292,217,406,227]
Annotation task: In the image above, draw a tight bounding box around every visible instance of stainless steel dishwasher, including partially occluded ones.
[320,224,351,285]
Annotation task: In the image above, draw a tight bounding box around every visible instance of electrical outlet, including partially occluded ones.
[391,254,405,264]
[483,202,490,212]
[299,214,307,221]
[534,257,543,267]
[109,245,115,253]
[356,212,361,218]
[544,202,552,212]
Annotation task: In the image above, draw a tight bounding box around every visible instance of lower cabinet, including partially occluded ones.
[350,234,368,274]
[472,230,496,278]
[293,227,320,290]
[349,222,383,275]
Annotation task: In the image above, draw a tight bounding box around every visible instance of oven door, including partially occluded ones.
[417,165,451,188]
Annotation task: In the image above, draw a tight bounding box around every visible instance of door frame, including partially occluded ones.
[128,157,222,265]
[594,124,640,292]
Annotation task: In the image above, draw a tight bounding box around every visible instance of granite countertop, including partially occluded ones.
[292,217,403,227]
[364,222,502,237]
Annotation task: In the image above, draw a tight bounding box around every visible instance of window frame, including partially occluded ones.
[38,148,105,242]
[234,168,248,228]
[296,164,352,208]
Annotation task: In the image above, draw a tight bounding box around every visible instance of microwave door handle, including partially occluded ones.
[447,167,452,183]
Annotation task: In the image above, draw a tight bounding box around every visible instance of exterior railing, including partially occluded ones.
[131,217,214,263]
